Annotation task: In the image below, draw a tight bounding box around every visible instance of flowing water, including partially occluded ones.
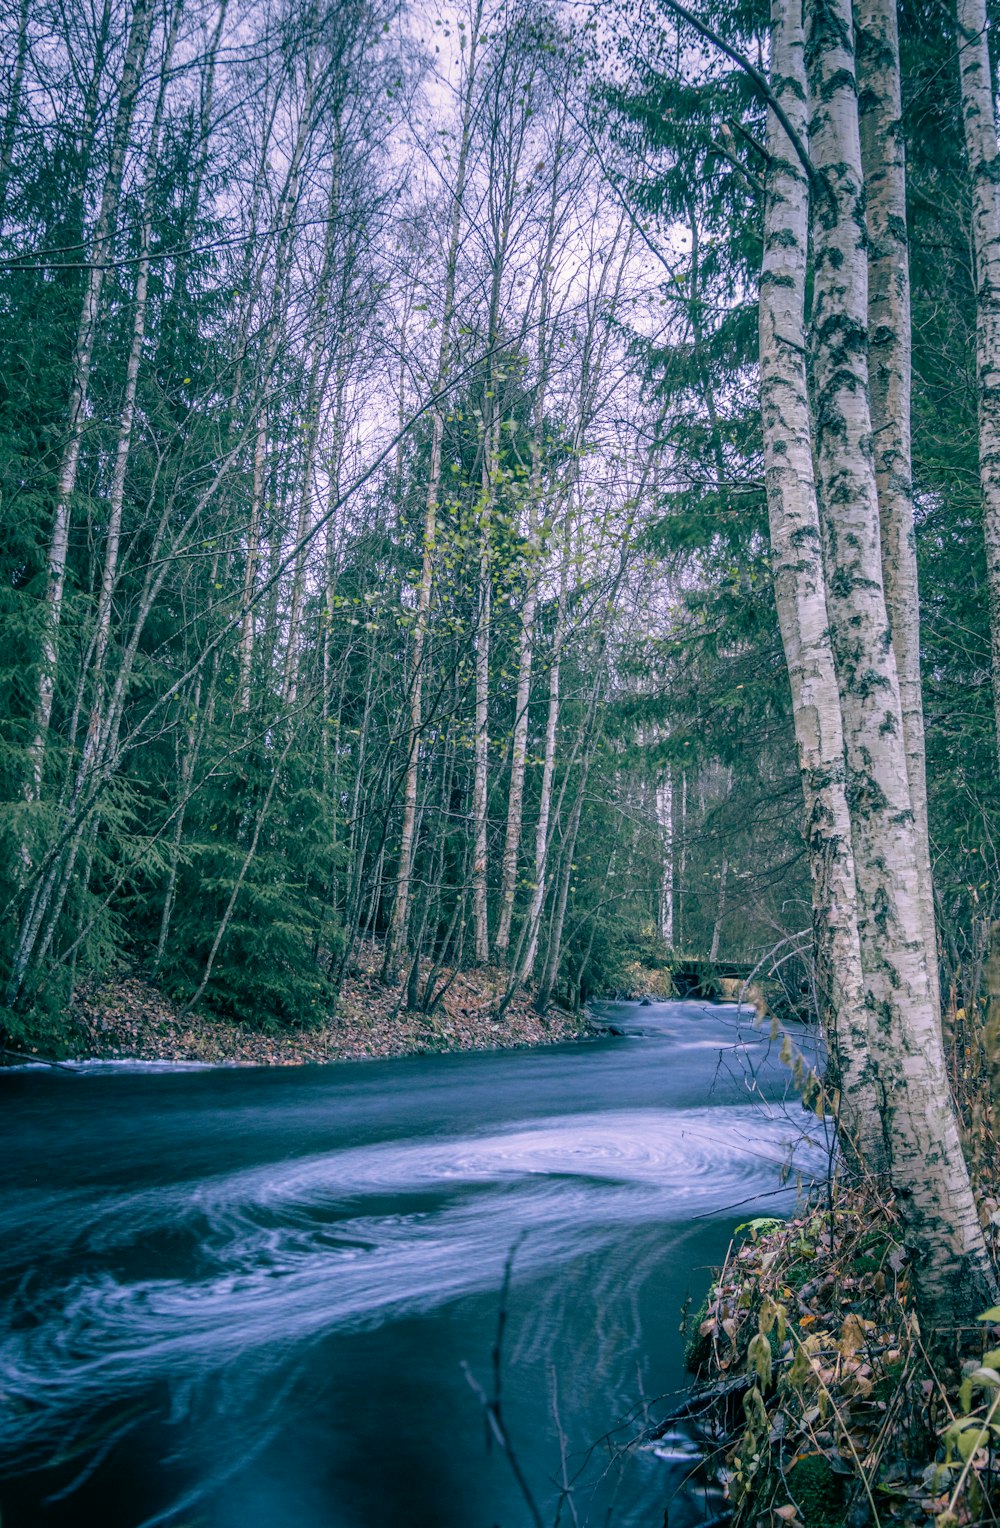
[0,999,827,1528]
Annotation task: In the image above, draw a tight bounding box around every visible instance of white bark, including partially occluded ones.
[856,0,939,1020]
[10,7,187,981]
[760,0,883,1166]
[517,543,568,983]
[535,759,587,1013]
[655,770,674,946]
[709,850,728,963]
[807,0,996,1323]
[237,80,316,711]
[29,0,154,794]
[956,0,1000,767]
[283,155,344,708]
[471,425,494,966]
[468,37,537,966]
[83,3,182,776]
[494,117,569,960]
[513,227,632,984]
[494,539,539,961]
[383,4,482,981]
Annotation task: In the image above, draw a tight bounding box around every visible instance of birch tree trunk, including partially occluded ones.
[807,0,996,1323]
[283,156,344,708]
[471,422,494,965]
[856,0,939,1018]
[493,514,539,960]
[382,6,482,982]
[534,667,605,1014]
[675,770,687,949]
[517,542,568,984]
[760,0,884,1167]
[82,2,182,777]
[494,116,568,961]
[237,78,316,711]
[468,37,535,966]
[29,0,154,794]
[956,0,1000,769]
[7,7,186,982]
[709,850,728,963]
[655,768,674,946]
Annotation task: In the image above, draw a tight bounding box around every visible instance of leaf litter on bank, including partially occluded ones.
[30,940,587,1067]
[685,1177,1000,1528]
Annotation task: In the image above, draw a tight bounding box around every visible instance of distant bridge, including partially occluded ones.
[669,956,813,1022]
[669,958,756,1001]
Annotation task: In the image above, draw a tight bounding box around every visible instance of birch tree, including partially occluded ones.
[494,100,572,962]
[760,0,884,1167]
[955,0,1000,770]
[806,0,996,1321]
[856,0,938,1015]
[382,0,483,982]
[29,0,154,795]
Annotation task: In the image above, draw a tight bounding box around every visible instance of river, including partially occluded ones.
[0,998,826,1528]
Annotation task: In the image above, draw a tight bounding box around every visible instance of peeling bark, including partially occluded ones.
[956,0,1000,769]
[856,0,939,1018]
[29,0,154,794]
[760,0,884,1168]
[383,4,482,982]
[807,0,996,1324]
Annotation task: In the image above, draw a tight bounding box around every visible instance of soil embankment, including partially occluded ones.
[13,942,587,1067]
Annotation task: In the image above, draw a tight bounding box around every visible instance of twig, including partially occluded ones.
[461,1234,545,1528]
[655,0,820,194]
[548,1363,580,1528]
[0,1043,77,1072]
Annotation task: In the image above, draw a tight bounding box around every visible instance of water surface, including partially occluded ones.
[0,999,825,1527]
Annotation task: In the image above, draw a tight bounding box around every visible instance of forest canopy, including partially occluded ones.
[0,0,996,1090]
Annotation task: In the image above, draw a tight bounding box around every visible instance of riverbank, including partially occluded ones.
[3,942,587,1067]
[684,1178,1000,1528]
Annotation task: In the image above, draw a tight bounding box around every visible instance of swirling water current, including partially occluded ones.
[0,999,826,1527]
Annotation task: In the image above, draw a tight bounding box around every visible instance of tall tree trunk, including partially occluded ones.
[760,0,884,1167]
[494,522,539,961]
[9,10,185,992]
[655,768,674,946]
[29,0,154,794]
[236,86,315,711]
[153,660,218,974]
[531,625,612,1013]
[985,919,1000,1109]
[471,428,494,965]
[517,552,568,984]
[675,770,687,949]
[383,3,482,982]
[956,0,1000,770]
[857,0,939,1019]
[535,725,598,1015]
[512,216,633,983]
[283,161,344,708]
[494,117,567,960]
[807,0,996,1324]
[709,850,728,963]
[81,1,183,779]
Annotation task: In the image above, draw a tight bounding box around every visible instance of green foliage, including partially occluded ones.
[2,0,998,1050]
[780,1454,846,1528]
